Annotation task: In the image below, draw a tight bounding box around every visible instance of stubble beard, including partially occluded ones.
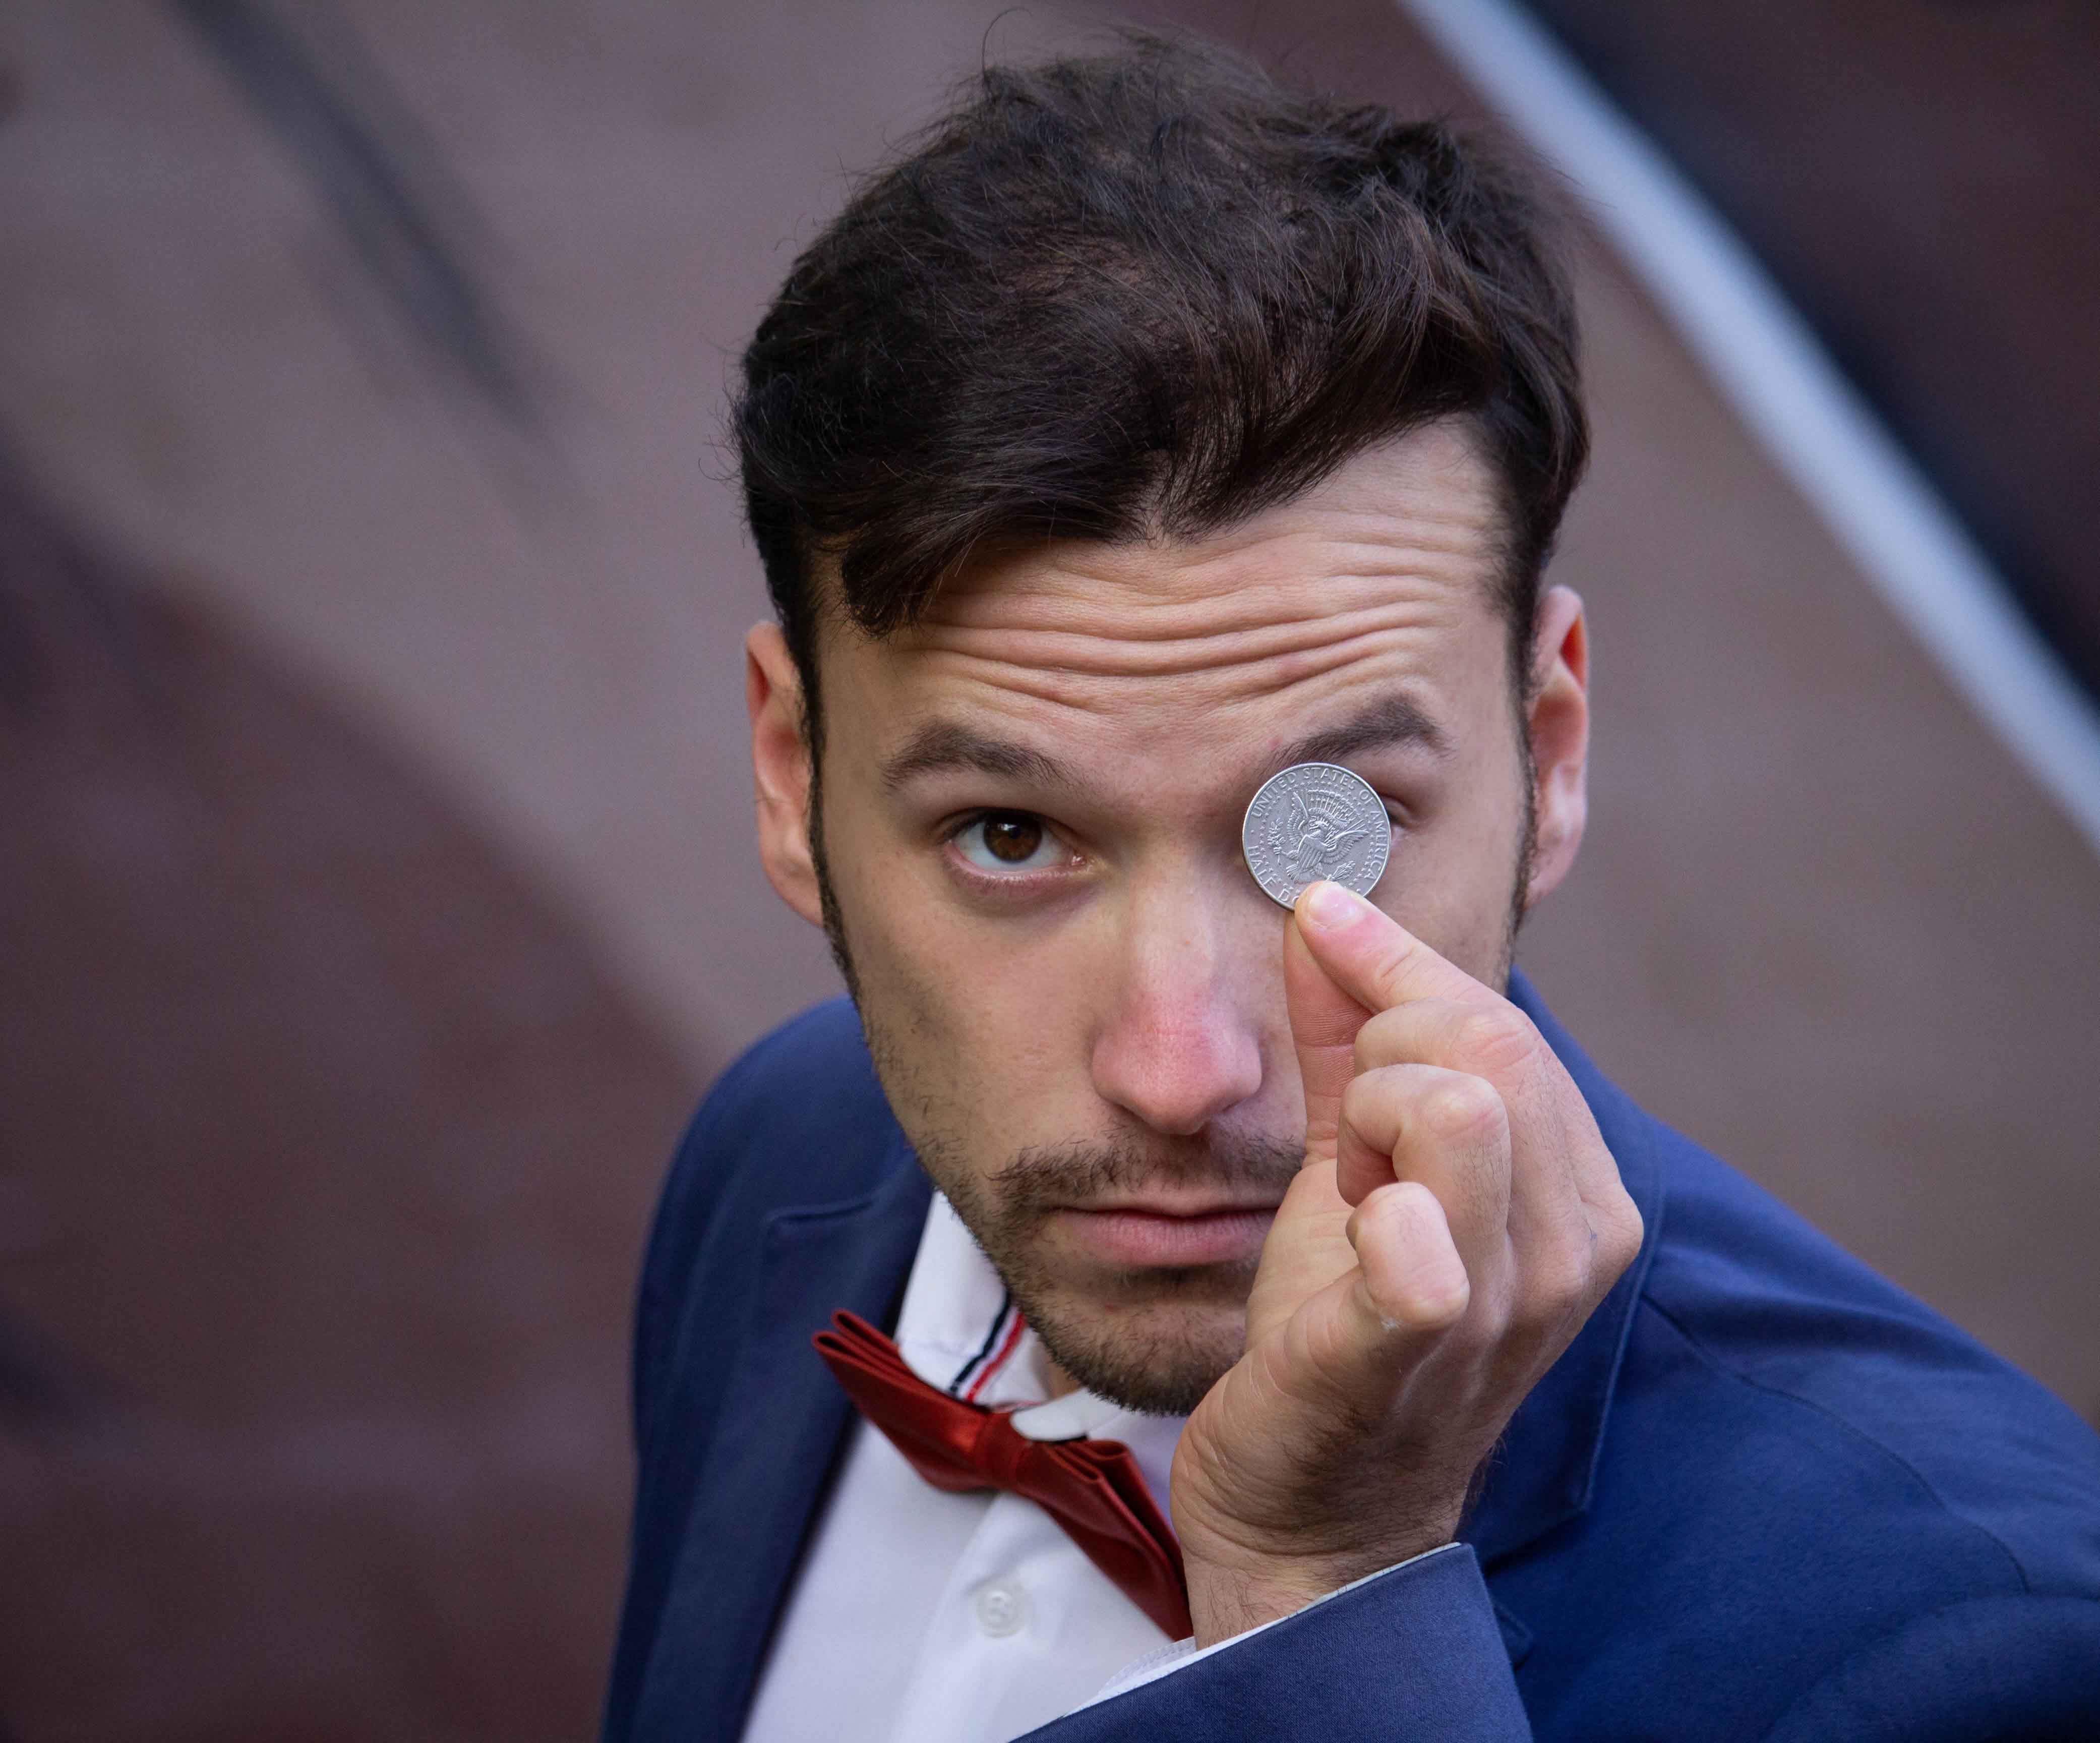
[921,1128,1305,1415]
[805,741,1537,1415]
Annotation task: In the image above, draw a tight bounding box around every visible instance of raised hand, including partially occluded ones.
[1169,881,1645,1645]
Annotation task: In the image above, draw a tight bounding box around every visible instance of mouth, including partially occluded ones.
[1047,1197,1280,1268]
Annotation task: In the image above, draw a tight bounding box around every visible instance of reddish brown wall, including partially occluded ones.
[2,3,2095,1736]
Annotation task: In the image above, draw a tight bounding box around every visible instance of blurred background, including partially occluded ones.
[3,2,2095,1736]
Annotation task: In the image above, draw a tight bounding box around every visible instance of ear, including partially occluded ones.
[1522,584,1590,910]
[747,622,827,929]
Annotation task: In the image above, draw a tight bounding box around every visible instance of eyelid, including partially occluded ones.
[1371,788,1415,830]
[940,805,1060,839]
[946,808,1077,877]
[942,806,1028,842]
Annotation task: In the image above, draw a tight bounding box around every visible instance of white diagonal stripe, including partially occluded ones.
[1399,0,2100,859]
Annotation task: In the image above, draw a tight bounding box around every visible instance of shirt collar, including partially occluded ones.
[891,1191,1185,1510]
[893,1193,1047,1408]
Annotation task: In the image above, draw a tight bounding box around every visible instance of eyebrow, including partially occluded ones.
[879,692,1448,796]
[1273,693,1451,768]
[880,723,1075,794]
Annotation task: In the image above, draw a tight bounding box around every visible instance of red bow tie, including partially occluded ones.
[814,1310,1193,1640]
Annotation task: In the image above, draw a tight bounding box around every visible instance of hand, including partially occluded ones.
[1169,880,1644,1645]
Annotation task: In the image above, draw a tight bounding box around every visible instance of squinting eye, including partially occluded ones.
[954,811,1067,874]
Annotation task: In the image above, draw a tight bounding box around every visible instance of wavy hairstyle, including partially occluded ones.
[735,34,1587,746]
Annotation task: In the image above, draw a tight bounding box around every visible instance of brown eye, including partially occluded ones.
[955,811,1063,875]
[982,813,1043,862]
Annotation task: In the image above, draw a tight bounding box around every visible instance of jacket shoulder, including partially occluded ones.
[670,995,893,1200]
[1506,1107,2100,1738]
[1641,1136,2100,1595]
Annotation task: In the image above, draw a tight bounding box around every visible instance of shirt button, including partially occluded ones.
[973,1579,1029,1638]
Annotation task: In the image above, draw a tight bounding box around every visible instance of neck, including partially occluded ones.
[1043,1360,1084,1401]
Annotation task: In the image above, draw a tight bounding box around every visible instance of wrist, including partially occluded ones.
[1182,1534,1454,1647]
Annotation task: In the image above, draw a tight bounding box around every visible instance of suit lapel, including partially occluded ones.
[632,1140,932,1742]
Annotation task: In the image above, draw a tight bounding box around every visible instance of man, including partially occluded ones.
[605,37,2100,1742]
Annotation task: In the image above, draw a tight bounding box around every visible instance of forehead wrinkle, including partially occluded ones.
[927,441,1502,616]
[898,593,1469,688]
[877,626,1465,806]
[929,535,1491,646]
[891,611,1467,735]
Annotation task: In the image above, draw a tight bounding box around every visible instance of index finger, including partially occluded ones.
[1285,880,1498,1168]
[1290,881,1497,1015]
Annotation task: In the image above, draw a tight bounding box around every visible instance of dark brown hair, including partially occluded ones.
[735,34,1587,744]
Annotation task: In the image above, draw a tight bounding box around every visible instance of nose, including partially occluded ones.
[1089,869,1266,1137]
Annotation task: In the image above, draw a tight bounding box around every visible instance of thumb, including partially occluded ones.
[1284,891,1376,1167]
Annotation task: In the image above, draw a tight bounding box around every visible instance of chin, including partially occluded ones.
[1022,1285,1248,1418]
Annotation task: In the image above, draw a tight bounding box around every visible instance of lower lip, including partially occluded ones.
[1051,1206,1276,1268]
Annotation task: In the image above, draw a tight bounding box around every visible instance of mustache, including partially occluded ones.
[984,1132,1305,1216]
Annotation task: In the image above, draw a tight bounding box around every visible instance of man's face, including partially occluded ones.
[749,424,1589,1413]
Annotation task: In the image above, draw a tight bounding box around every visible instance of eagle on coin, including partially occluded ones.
[1278,788,1374,882]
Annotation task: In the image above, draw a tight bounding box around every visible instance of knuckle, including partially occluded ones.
[1368,931,1428,1002]
[1604,1194,1647,1272]
[1402,1278,1471,1330]
[1339,1068,1390,1130]
[1423,1073,1506,1146]
[1457,1005,1540,1076]
[1365,1187,1471,1325]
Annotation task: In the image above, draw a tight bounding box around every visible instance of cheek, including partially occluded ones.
[819,789,958,1037]
[819,789,1103,1127]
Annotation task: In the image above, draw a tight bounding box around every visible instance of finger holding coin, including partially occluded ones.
[1241,762,1391,908]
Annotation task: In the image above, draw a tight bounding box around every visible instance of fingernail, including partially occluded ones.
[1298,880,1370,932]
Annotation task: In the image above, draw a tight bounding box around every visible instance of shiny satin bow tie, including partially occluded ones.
[813,1310,1193,1641]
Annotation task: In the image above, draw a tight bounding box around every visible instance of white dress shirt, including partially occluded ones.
[741,1192,1191,1743]
[741,1192,1451,1741]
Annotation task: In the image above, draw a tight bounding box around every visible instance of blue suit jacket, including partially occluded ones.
[603,975,2100,1740]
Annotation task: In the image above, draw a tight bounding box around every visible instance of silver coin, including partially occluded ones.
[1241,762,1392,909]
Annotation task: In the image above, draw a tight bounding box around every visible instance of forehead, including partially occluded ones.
[819,424,1510,781]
